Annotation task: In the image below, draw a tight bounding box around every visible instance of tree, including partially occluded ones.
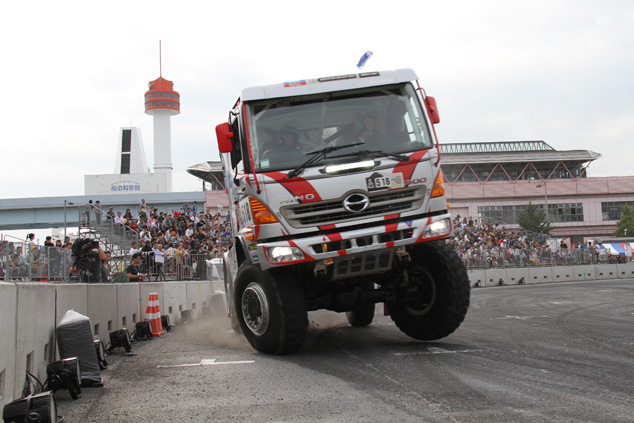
[614,204,634,237]
[516,202,551,237]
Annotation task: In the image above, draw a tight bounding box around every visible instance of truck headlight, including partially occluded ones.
[266,246,305,263]
[423,218,450,238]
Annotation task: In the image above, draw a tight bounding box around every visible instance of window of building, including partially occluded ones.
[602,201,634,221]
[478,203,584,224]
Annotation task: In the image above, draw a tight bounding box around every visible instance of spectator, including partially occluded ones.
[174,243,188,280]
[139,199,149,219]
[129,241,139,257]
[95,200,102,224]
[125,253,146,282]
[152,243,167,281]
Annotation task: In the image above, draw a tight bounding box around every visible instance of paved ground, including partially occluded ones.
[56,280,634,422]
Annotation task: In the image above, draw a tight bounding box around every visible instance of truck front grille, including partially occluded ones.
[280,186,425,229]
[331,250,394,280]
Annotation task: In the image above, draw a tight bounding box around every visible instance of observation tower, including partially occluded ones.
[144,66,180,192]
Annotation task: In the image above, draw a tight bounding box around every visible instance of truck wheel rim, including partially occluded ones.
[242,282,269,335]
[406,267,436,316]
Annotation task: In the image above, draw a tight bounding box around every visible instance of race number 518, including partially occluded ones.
[374,176,392,188]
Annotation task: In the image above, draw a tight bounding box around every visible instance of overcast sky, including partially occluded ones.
[1,0,633,201]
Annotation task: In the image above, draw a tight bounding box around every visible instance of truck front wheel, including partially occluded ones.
[388,242,470,340]
[234,264,307,354]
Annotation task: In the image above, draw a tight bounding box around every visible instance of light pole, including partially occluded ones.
[64,201,74,239]
[536,183,548,222]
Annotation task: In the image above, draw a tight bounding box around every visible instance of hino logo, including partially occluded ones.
[343,193,370,213]
[279,193,316,204]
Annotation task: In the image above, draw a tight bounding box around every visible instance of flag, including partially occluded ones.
[357,50,373,69]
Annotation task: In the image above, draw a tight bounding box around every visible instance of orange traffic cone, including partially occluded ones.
[145,292,166,337]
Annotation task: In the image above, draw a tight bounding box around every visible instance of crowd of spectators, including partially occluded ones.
[446,215,608,268]
[103,199,233,261]
[0,199,233,282]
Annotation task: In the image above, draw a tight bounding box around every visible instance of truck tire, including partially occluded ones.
[234,264,308,354]
[345,281,376,327]
[346,304,375,327]
[388,241,470,340]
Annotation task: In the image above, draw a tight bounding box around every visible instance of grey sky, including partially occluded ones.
[1,0,632,199]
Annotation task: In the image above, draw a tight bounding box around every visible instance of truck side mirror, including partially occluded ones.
[216,122,234,153]
[426,96,440,124]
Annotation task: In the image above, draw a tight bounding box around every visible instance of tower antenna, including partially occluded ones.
[159,40,162,77]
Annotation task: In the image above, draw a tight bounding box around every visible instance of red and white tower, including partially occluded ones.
[144,51,179,192]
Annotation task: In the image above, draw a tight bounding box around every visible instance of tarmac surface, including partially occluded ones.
[57,279,634,422]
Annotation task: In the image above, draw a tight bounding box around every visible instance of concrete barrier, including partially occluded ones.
[529,267,552,284]
[13,283,56,401]
[617,263,634,279]
[551,266,574,282]
[573,265,596,281]
[467,270,485,287]
[595,264,618,280]
[116,283,140,331]
[186,281,213,319]
[0,283,17,407]
[483,269,508,287]
[87,284,118,340]
[162,282,187,325]
[505,268,528,285]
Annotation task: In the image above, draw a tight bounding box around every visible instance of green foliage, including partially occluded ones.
[614,204,634,237]
[516,202,551,237]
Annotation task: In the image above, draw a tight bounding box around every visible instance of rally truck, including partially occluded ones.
[215,69,470,354]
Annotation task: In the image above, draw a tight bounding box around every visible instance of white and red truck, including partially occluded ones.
[215,69,470,354]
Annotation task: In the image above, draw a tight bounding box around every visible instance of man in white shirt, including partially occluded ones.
[152,243,167,281]
[129,242,139,257]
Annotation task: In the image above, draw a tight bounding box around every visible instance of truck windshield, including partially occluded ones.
[246,83,434,173]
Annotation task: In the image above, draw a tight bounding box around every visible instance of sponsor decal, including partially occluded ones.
[366,172,404,191]
[279,193,317,204]
[318,74,357,82]
[404,177,427,186]
[284,80,307,87]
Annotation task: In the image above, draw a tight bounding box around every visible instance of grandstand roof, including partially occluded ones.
[186,161,225,187]
[440,141,601,165]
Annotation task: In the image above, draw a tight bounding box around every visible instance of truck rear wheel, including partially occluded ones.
[346,304,376,327]
[345,282,376,327]
[388,242,470,340]
[234,264,307,354]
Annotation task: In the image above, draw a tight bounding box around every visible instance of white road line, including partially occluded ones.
[496,315,550,320]
[394,348,483,356]
[157,358,255,368]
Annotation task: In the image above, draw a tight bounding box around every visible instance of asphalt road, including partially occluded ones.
[57,280,634,422]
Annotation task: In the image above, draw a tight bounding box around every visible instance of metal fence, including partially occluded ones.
[457,246,629,269]
[3,237,630,281]
[0,239,215,282]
